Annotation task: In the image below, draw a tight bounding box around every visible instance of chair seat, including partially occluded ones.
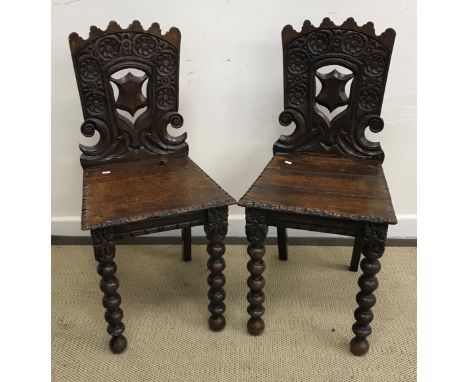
[238,153,397,224]
[82,156,236,230]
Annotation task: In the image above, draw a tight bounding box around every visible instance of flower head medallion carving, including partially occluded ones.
[134,35,157,57]
[307,31,332,54]
[365,53,386,76]
[85,94,106,115]
[287,85,308,106]
[157,88,176,109]
[288,50,308,73]
[342,32,367,55]
[359,88,380,111]
[156,52,176,75]
[78,56,101,81]
[98,36,121,59]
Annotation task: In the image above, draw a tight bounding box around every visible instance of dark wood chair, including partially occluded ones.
[69,21,235,353]
[238,18,397,356]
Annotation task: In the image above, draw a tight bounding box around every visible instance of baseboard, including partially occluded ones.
[52,235,416,246]
[52,213,416,243]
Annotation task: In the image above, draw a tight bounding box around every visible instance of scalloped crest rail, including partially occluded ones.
[68,21,236,354]
[238,18,397,357]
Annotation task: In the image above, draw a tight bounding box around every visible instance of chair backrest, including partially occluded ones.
[69,21,187,168]
[274,18,396,163]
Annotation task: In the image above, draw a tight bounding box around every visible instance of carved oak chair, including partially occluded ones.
[68,21,235,353]
[238,18,397,355]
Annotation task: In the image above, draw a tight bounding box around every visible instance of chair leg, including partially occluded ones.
[204,207,228,331]
[245,208,268,335]
[91,227,127,354]
[182,226,191,261]
[350,234,363,272]
[277,227,288,261]
[350,223,388,356]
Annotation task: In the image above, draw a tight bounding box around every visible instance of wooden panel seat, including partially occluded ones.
[83,156,235,230]
[239,153,396,224]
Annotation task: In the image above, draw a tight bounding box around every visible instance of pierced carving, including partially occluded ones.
[354,115,385,161]
[316,69,353,111]
[69,21,187,168]
[111,72,148,116]
[204,207,229,331]
[79,118,111,158]
[245,208,268,336]
[274,17,396,163]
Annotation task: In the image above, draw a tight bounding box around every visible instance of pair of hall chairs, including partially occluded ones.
[68,18,397,356]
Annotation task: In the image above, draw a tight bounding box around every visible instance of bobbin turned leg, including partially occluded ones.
[204,207,228,331]
[350,223,388,356]
[245,208,268,335]
[91,227,127,354]
[350,234,364,272]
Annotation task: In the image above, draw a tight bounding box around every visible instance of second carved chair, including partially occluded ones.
[238,18,397,355]
[69,21,235,353]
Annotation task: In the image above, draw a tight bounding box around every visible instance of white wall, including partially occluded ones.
[52,0,416,238]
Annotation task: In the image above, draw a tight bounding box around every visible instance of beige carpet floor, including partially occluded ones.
[52,244,416,381]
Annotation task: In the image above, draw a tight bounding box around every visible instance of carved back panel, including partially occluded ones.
[69,21,187,168]
[274,18,396,163]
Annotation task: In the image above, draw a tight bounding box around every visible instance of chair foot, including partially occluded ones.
[204,207,228,332]
[350,234,363,272]
[182,226,191,261]
[91,227,127,354]
[350,337,369,356]
[109,335,128,354]
[277,227,288,261]
[247,317,265,335]
[350,223,387,356]
[208,315,226,331]
[246,208,268,336]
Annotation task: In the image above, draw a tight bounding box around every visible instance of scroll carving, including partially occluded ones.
[274,18,396,163]
[69,21,188,168]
